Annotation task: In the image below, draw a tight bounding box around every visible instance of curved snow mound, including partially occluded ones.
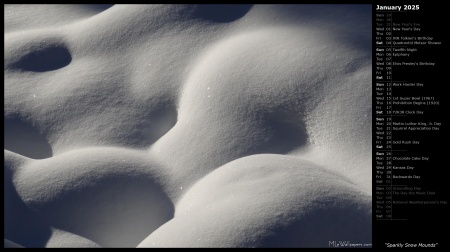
[139,154,371,248]
[10,148,173,247]
[5,4,371,248]
[5,4,114,33]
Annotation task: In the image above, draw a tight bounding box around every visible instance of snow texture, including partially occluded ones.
[4,4,372,248]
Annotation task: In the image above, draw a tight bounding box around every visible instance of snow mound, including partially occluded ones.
[5,4,114,33]
[8,148,173,247]
[4,4,371,247]
[138,154,371,247]
[150,23,371,198]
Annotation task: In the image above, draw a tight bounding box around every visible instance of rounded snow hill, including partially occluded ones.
[6,148,173,248]
[138,154,371,248]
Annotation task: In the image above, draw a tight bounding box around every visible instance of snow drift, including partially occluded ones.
[4,4,371,248]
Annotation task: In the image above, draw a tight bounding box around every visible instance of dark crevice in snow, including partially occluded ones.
[263,111,308,154]
[12,45,72,72]
[192,4,253,23]
[246,105,308,156]
[4,116,53,159]
[136,103,178,147]
[4,168,52,247]
[83,4,115,13]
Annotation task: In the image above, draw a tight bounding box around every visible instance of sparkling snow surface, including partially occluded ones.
[4,4,371,248]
